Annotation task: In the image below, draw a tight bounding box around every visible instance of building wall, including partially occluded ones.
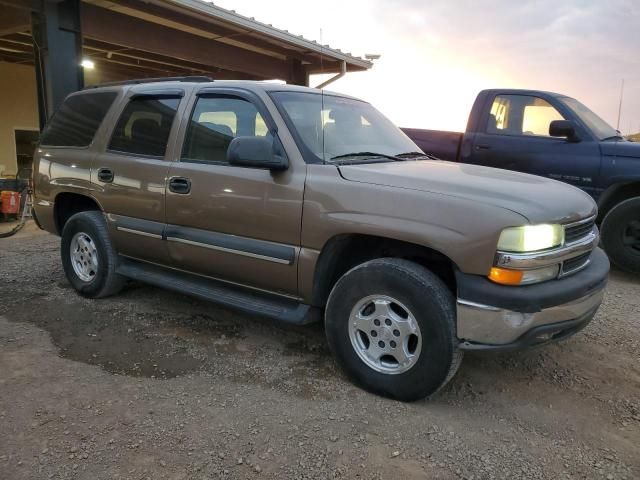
[0,62,39,177]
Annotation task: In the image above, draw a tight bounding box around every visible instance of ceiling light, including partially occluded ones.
[81,59,95,69]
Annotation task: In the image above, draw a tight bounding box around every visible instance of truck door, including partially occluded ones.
[92,90,187,265]
[164,89,305,297]
[467,93,602,197]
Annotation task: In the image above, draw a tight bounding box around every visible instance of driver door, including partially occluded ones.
[165,89,305,297]
[468,94,601,196]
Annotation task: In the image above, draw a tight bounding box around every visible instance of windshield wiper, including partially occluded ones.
[331,152,402,162]
[395,151,440,160]
[601,135,624,141]
[329,151,404,162]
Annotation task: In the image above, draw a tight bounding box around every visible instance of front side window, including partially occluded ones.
[40,92,117,147]
[271,91,418,164]
[108,96,180,157]
[488,94,564,137]
[181,95,270,164]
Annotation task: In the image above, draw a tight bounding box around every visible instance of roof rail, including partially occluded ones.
[84,76,214,89]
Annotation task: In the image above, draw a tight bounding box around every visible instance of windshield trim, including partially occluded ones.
[268,89,368,105]
[267,90,324,164]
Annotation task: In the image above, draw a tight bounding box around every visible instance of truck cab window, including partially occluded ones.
[182,96,271,164]
[488,95,564,137]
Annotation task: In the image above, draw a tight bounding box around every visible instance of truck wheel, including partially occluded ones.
[601,197,640,274]
[60,211,126,298]
[325,258,463,401]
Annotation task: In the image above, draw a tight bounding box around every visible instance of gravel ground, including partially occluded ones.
[1,222,638,480]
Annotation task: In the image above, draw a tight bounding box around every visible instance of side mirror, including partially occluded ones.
[227,136,288,170]
[549,120,580,142]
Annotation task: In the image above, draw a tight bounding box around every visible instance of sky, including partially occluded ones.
[213,0,640,134]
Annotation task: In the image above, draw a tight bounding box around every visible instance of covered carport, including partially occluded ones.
[0,0,372,177]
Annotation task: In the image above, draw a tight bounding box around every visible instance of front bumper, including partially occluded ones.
[455,247,609,350]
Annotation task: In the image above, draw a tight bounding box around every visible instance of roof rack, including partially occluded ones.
[84,76,213,89]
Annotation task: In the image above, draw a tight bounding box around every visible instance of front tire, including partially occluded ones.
[601,197,640,273]
[325,258,462,401]
[61,211,125,298]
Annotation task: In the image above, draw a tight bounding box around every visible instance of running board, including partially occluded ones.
[116,259,318,325]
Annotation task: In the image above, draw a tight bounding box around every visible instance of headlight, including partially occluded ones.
[497,224,564,253]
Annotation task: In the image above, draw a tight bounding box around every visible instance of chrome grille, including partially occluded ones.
[564,217,596,244]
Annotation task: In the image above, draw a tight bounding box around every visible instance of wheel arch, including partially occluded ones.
[54,192,103,235]
[310,233,458,307]
[597,182,640,222]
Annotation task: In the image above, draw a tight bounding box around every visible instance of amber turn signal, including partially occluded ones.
[488,267,524,285]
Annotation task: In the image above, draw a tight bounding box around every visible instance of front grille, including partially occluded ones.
[564,217,595,244]
[561,252,591,276]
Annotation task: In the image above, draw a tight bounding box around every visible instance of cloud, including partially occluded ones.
[214,0,640,133]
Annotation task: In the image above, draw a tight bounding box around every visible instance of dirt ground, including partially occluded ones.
[1,222,638,480]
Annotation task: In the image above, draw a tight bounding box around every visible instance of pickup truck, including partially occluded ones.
[33,79,608,401]
[402,89,640,273]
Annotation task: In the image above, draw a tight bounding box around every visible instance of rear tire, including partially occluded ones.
[601,197,640,273]
[61,211,125,298]
[325,258,462,401]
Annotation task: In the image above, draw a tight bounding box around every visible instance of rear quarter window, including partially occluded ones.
[40,92,117,147]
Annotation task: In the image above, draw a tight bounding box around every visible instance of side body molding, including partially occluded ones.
[107,214,296,265]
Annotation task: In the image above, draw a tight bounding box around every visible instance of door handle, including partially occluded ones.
[97,167,114,183]
[169,176,191,194]
[475,144,491,150]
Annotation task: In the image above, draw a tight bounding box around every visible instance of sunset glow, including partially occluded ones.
[214,0,639,134]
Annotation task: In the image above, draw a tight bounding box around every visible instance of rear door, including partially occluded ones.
[92,89,188,265]
[466,93,601,196]
[164,88,305,297]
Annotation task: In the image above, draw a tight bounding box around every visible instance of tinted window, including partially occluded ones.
[109,96,180,157]
[182,96,270,163]
[488,94,564,137]
[40,92,117,147]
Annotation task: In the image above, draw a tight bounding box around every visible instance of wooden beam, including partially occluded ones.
[84,57,263,86]
[0,39,32,55]
[288,58,308,86]
[104,0,315,63]
[81,39,265,80]
[0,50,32,64]
[306,61,367,75]
[81,4,289,80]
[0,5,30,36]
[0,0,34,11]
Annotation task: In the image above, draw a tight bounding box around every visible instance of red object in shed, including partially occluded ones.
[0,191,20,215]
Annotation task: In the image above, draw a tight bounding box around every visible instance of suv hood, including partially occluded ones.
[338,160,596,224]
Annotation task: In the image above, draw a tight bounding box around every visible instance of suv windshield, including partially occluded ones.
[558,96,620,141]
[271,91,420,164]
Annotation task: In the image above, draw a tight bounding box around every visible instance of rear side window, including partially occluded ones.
[108,96,180,157]
[40,92,117,147]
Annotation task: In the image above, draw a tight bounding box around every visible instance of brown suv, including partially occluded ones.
[33,78,609,401]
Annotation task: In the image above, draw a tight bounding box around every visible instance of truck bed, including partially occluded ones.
[401,128,462,162]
